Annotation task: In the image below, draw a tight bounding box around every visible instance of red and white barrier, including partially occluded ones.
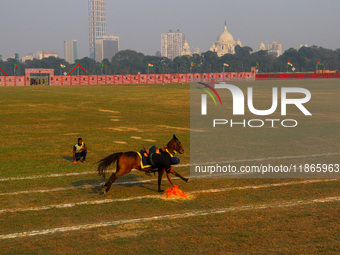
[2,70,340,87]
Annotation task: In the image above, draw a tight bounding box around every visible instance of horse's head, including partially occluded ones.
[167,134,184,154]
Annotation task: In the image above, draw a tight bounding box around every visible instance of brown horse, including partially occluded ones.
[97,134,189,195]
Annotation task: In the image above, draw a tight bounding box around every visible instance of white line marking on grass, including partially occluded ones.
[0,179,337,214]
[0,178,337,197]
[1,196,338,240]
[0,186,94,196]
[1,152,339,182]
[0,179,157,196]
[0,171,95,182]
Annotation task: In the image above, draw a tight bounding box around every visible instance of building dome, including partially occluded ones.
[210,24,241,56]
[217,26,236,45]
[236,38,242,47]
[259,41,266,51]
[181,40,191,56]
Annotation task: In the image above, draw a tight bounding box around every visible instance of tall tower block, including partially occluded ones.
[89,0,107,59]
[64,40,78,64]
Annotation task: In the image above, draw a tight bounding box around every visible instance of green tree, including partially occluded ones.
[201,51,219,73]
[112,50,145,74]
[74,57,97,75]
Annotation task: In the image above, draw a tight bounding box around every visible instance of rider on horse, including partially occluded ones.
[141,145,181,186]
[97,134,188,195]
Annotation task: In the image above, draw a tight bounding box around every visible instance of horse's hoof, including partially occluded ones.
[102,190,107,196]
[158,190,164,193]
[185,178,190,183]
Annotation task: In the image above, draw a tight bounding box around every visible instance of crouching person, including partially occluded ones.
[73,137,87,163]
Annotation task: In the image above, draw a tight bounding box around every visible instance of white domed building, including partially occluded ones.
[259,41,266,51]
[181,40,192,56]
[209,24,241,56]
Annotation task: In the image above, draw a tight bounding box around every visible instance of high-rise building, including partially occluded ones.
[64,40,78,64]
[267,42,282,57]
[161,30,186,60]
[89,0,107,60]
[95,35,119,62]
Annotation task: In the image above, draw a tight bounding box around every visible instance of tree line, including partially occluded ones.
[1,45,339,76]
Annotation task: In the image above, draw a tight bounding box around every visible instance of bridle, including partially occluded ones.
[167,138,182,153]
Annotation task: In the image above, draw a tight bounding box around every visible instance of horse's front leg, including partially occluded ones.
[170,168,189,182]
[157,169,164,193]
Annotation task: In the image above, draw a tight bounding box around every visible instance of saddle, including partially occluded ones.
[137,150,152,169]
[137,149,159,176]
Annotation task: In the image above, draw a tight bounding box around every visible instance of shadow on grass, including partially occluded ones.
[71,173,159,196]
[62,155,74,162]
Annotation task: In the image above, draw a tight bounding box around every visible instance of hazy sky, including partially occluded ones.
[1,0,339,59]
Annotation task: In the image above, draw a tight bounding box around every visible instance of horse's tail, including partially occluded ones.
[97,152,123,178]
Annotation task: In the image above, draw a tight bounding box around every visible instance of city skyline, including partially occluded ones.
[1,0,339,59]
[89,0,106,60]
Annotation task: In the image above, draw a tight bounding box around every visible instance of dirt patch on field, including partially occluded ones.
[131,136,142,139]
[160,194,195,200]
[28,103,54,108]
[99,223,147,239]
[108,127,143,132]
[143,139,156,142]
[158,125,203,132]
[98,109,120,114]
[98,221,177,240]
[114,141,127,144]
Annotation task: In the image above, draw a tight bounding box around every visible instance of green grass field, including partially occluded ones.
[0,81,339,254]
